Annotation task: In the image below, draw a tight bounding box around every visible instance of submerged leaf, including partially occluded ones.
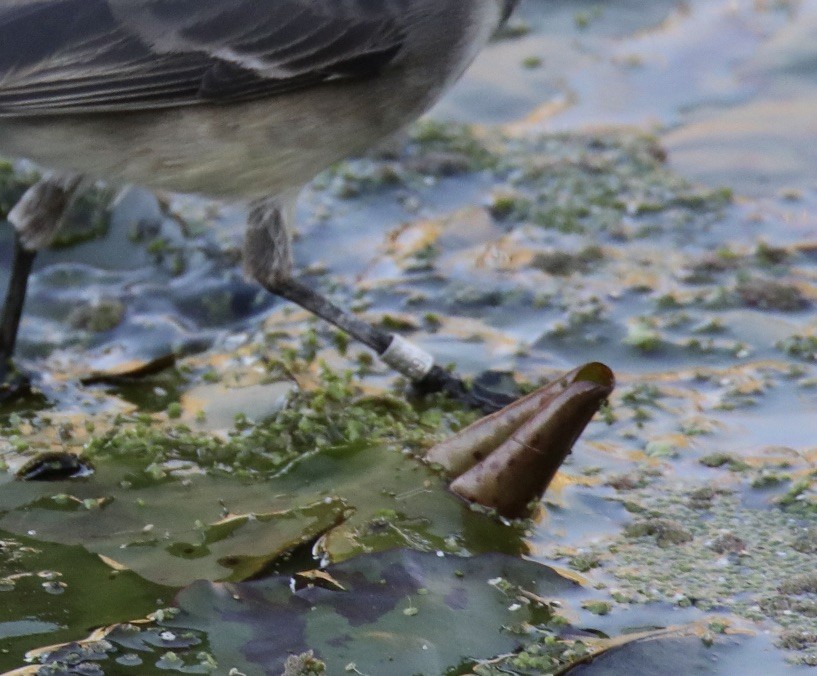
[167,549,578,676]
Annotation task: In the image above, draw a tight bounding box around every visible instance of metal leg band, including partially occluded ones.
[380,335,435,381]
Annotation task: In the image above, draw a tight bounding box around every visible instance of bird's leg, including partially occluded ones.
[244,198,512,412]
[0,174,80,402]
[0,232,36,399]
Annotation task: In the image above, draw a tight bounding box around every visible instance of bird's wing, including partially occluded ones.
[0,0,409,114]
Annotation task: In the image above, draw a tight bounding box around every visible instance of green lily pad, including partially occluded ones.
[0,431,532,587]
[0,528,171,673]
[0,364,609,668]
[271,440,529,563]
[0,463,349,586]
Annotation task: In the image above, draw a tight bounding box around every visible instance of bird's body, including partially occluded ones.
[0,0,519,409]
[0,0,510,197]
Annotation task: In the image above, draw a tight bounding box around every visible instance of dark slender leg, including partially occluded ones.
[274,277,391,354]
[273,279,515,412]
[0,174,80,403]
[273,278,470,395]
[245,198,515,412]
[0,233,36,401]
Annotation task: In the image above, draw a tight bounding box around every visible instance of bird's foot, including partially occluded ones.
[412,366,518,414]
[0,362,31,404]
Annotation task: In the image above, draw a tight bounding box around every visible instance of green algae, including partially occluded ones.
[623,518,693,548]
[735,277,809,312]
[67,298,125,333]
[315,124,734,242]
[493,17,532,41]
[497,132,732,235]
[529,245,605,276]
[778,334,817,361]
[777,477,817,516]
[582,600,613,615]
[698,453,750,472]
[538,485,817,665]
[80,364,477,479]
[409,120,499,172]
[569,552,603,573]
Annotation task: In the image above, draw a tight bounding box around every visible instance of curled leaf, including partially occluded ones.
[16,452,93,481]
[428,363,614,518]
[426,363,612,477]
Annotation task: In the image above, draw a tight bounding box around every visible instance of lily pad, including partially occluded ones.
[166,549,579,675]
[0,430,534,586]
[0,361,613,583]
[0,528,171,673]
[0,362,613,668]
[0,464,349,586]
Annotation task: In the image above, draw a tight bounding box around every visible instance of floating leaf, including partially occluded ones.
[0,464,349,586]
[80,353,176,385]
[0,528,170,673]
[15,451,93,481]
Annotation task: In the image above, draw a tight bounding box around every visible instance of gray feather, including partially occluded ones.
[0,0,409,113]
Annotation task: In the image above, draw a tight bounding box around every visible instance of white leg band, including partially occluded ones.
[380,335,435,381]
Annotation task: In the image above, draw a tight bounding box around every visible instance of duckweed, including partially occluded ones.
[84,365,477,478]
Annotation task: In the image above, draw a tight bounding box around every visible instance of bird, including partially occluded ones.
[0,0,519,409]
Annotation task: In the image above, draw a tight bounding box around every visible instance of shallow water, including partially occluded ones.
[443,0,817,196]
[1,0,816,672]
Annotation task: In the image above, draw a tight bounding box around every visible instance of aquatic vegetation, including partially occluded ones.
[2,7,817,663]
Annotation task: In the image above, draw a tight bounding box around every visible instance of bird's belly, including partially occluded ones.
[0,0,500,200]
[0,79,419,198]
